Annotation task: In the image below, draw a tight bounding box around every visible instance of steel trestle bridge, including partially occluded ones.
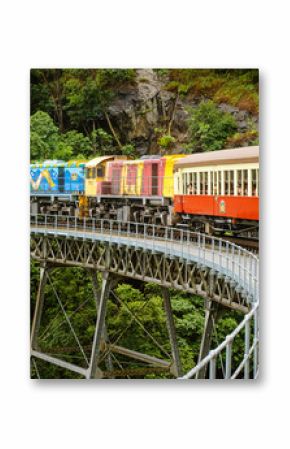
[30,214,259,379]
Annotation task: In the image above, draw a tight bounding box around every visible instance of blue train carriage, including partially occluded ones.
[63,160,86,194]
[30,160,86,195]
[30,159,86,216]
[30,160,63,194]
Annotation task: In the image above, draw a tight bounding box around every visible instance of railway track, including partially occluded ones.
[220,236,259,252]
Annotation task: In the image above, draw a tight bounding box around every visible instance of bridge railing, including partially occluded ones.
[30,213,260,379]
[30,214,259,303]
[181,301,259,379]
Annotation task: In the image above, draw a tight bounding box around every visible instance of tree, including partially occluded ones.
[30,111,93,161]
[59,130,92,159]
[63,69,136,147]
[30,111,59,160]
[187,100,237,152]
[31,69,65,131]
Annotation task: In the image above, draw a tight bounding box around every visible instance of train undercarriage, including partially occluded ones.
[30,194,259,249]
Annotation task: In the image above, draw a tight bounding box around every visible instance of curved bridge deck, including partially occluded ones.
[30,215,259,379]
[31,215,258,307]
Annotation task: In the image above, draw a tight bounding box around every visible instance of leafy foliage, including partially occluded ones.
[187,100,238,152]
[226,130,258,148]
[121,143,137,157]
[158,134,176,149]
[30,69,256,378]
[30,111,92,161]
[31,267,245,379]
[31,69,136,136]
[165,69,259,114]
[30,111,59,160]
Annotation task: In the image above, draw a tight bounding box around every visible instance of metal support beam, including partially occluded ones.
[30,264,50,351]
[103,366,169,378]
[162,288,182,377]
[31,349,88,377]
[196,300,221,379]
[107,343,171,368]
[91,270,113,372]
[88,271,112,378]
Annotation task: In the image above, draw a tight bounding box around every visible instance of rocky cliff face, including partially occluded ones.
[107,69,258,155]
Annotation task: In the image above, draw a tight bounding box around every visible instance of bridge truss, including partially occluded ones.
[30,215,259,379]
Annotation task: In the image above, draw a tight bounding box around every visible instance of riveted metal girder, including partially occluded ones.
[31,234,250,313]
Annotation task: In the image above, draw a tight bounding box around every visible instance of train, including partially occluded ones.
[30,146,259,238]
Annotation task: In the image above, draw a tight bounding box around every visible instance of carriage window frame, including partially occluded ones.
[182,173,187,195]
[251,168,259,196]
[193,172,197,194]
[224,170,234,195]
[243,169,249,196]
[96,166,103,178]
[224,170,229,195]
[86,168,94,179]
[200,172,204,195]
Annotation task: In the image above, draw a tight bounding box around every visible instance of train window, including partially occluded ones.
[224,171,229,195]
[200,172,208,195]
[193,172,197,194]
[219,171,222,195]
[201,172,204,194]
[224,171,228,195]
[212,172,216,195]
[205,172,208,194]
[208,172,211,195]
[224,170,234,195]
[243,169,248,196]
[230,171,234,195]
[200,172,204,195]
[237,170,242,195]
[251,169,258,196]
[97,166,103,177]
[187,173,193,194]
[237,169,249,195]
[182,173,186,194]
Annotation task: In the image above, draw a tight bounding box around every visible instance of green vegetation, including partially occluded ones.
[164,69,259,114]
[31,69,137,160]
[158,134,176,150]
[187,100,238,152]
[30,69,258,378]
[31,111,92,161]
[31,264,245,379]
[121,143,137,157]
[31,68,259,160]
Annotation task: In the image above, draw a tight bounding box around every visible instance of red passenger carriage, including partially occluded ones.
[173,146,259,236]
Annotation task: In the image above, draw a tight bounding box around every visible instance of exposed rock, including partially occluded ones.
[105,70,258,154]
[218,103,240,114]
[237,120,249,130]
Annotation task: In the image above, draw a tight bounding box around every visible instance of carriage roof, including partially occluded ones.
[174,146,259,169]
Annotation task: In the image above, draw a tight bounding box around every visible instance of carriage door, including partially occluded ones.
[112,166,121,195]
[152,163,158,195]
[58,167,65,193]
